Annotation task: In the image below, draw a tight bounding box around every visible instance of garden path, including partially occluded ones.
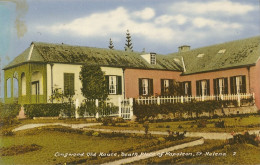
[101,138,205,165]
[13,123,260,140]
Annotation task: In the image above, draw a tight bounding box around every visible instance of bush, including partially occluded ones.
[0,144,42,156]
[197,119,207,128]
[215,120,225,128]
[92,132,100,137]
[24,103,74,118]
[229,132,259,146]
[0,103,21,126]
[1,129,15,136]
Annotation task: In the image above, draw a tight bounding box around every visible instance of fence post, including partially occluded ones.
[157,96,160,105]
[237,93,241,107]
[181,96,184,103]
[118,97,122,118]
[129,98,134,120]
[95,99,99,118]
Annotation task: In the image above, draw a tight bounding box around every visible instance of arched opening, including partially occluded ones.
[6,78,11,98]
[21,72,26,95]
[13,72,18,98]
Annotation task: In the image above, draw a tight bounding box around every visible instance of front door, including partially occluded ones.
[32,81,39,103]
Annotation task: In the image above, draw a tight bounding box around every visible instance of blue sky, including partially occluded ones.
[0,0,259,98]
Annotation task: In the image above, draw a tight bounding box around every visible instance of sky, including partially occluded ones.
[0,0,259,98]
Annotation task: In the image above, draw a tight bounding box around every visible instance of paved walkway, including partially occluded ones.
[12,123,102,132]
[13,123,260,140]
[101,138,205,165]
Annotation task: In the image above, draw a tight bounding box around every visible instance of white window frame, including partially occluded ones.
[201,80,207,96]
[218,78,224,95]
[109,76,117,94]
[163,79,169,93]
[184,82,189,95]
[142,79,149,95]
[236,76,243,94]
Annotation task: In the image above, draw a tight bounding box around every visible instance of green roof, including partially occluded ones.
[3,42,182,71]
[168,36,260,74]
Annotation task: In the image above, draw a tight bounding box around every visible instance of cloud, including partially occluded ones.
[37,7,174,41]
[192,17,242,29]
[155,14,187,25]
[169,0,256,15]
[132,7,155,20]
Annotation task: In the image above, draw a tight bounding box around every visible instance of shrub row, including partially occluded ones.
[133,100,224,121]
[0,103,21,125]
[24,103,75,118]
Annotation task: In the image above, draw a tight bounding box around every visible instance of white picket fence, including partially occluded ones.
[136,93,255,106]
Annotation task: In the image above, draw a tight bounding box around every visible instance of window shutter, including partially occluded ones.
[213,79,218,95]
[242,75,246,93]
[139,79,142,96]
[188,81,192,96]
[169,79,174,95]
[64,73,69,95]
[230,77,235,94]
[206,79,210,95]
[196,81,201,96]
[148,79,153,96]
[224,78,228,94]
[161,79,164,95]
[117,76,122,95]
[105,76,109,93]
[70,74,75,95]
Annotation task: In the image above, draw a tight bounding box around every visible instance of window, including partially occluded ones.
[181,81,192,96]
[213,78,228,95]
[139,78,153,96]
[196,79,210,96]
[161,79,174,96]
[150,53,156,64]
[64,73,75,96]
[230,75,246,94]
[105,76,122,95]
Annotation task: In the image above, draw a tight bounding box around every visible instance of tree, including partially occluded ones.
[108,38,114,50]
[124,29,133,51]
[79,65,108,100]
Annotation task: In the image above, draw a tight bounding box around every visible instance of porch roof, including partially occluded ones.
[3,42,182,71]
[168,36,260,75]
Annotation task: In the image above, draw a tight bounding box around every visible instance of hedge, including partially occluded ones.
[24,103,75,118]
[0,103,21,125]
[133,100,224,121]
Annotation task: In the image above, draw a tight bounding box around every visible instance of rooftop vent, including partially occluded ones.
[218,49,226,54]
[178,45,190,53]
[197,53,205,58]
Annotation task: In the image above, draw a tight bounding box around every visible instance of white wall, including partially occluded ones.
[47,63,124,106]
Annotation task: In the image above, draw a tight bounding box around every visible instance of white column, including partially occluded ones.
[118,97,122,118]
[129,98,134,120]
[75,99,80,119]
[95,99,99,118]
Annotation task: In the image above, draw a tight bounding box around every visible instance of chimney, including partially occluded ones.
[178,45,190,53]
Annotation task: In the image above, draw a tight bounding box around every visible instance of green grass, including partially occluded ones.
[90,115,260,133]
[132,140,260,164]
[0,126,197,165]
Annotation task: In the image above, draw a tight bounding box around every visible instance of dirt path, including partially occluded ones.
[101,138,204,165]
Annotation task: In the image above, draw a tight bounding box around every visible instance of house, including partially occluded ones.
[3,36,260,109]
[3,42,180,106]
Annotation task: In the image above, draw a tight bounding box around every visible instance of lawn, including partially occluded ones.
[90,115,260,133]
[0,126,197,165]
[132,140,260,164]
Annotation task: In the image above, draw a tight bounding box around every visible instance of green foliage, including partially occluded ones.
[92,132,100,137]
[125,29,133,51]
[108,38,114,50]
[133,100,225,121]
[229,132,259,146]
[78,100,118,118]
[0,144,42,156]
[24,103,74,118]
[79,65,108,100]
[143,121,150,135]
[0,103,21,125]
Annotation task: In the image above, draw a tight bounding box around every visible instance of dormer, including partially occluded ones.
[141,52,156,64]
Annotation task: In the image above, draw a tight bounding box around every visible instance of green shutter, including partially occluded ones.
[196,81,201,96]
[117,76,122,95]
[169,79,174,95]
[148,79,153,96]
[206,79,210,95]
[230,76,236,94]
[64,73,69,95]
[241,75,246,93]
[70,73,75,95]
[161,79,164,95]
[139,79,142,96]
[188,81,192,96]
[213,79,218,95]
[105,76,109,93]
[224,78,228,94]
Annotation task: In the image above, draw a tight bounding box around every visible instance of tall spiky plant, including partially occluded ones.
[124,29,133,52]
[108,38,114,50]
